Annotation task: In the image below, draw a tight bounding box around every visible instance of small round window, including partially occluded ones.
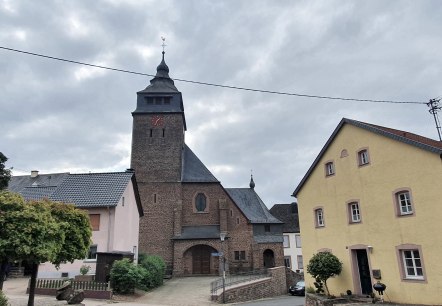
[195,193,207,212]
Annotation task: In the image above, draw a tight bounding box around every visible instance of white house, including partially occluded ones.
[8,170,143,278]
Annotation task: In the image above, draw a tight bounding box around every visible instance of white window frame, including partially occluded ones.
[297,255,304,270]
[325,162,335,176]
[358,149,370,166]
[284,256,291,268]
[398,191,413,215]
[315,208,324,227]
[349,202,361,223]
[283,235,290,248]
[295,235,302,248]
[402,250,424,280]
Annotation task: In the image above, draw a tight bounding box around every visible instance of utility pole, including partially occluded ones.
[427,98,442,141]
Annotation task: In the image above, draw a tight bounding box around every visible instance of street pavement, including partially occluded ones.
[2,276,303,306]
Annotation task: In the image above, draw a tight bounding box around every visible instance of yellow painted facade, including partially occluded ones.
[296,122,442,305]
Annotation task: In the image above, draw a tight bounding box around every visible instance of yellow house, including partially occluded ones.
[293,118,442,305]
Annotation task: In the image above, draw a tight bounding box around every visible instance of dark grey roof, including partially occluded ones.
[225,188,282,224]
[139,52,179,93]
[173,225,221,240]
[50,172,134,207]
[293,118,442,197]
[254,235,284,243]
[269,203,300,233]
[8,173,69,195]
[182,144,219,183]
[8,172,143,216]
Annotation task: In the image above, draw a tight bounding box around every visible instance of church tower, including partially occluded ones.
[130,50,185,270]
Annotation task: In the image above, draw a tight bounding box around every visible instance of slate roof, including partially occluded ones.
[8,171,143,215]
[225,188,282,224]
[269,203,300,233]
[50,172,135,207]
[254,235,284,243]
[293,118,442,196]
[182,144,219,183]
[173,225,221,240]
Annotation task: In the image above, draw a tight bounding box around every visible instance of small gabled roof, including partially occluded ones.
[225,188,282,224]
[269,203,300,233]
[182,144,219,183]
[293,118,442,197]
[173,225,221,240]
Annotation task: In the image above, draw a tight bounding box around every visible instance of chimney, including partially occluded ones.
[31,170,39,178]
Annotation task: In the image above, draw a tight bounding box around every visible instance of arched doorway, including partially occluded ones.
[184,245,218,275]
[263,249,275,268]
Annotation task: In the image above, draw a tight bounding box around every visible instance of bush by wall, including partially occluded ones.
[0,290,8,306]
[110,255,166,294]
[110,258,144,294]
[138,254,165,288]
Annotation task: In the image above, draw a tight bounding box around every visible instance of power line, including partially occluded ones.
[0,46,427,105]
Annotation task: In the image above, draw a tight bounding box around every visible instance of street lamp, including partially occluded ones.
[220,232,227,304]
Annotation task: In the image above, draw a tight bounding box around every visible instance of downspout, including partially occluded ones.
[107,206,111,252]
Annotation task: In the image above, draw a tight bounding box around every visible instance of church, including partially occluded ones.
[130,51,284,276]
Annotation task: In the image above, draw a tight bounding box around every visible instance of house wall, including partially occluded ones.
[112,180,140,262]
[283,232,303,272]
[297,124,442,305]
[38,206,114,278]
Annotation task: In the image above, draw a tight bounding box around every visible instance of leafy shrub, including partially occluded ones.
[307,251,342,296]
[80,265,91,275]
[0,290,8,306]
[110,258,144,294]
[138,254,165,289]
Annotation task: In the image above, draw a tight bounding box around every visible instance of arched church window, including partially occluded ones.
[195,193,207,212]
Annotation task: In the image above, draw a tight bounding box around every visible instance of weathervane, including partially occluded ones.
[161,36,167,53]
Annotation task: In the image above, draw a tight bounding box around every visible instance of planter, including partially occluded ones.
[74,275,94,282]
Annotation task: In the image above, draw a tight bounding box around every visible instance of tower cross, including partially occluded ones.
[161,37,167,53]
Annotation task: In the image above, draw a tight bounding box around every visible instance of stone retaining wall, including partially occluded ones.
[213,266,287,304]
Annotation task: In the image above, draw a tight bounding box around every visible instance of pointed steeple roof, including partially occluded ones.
[249,174,255,189]
[140,51,179,93]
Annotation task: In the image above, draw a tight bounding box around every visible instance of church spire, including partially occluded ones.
[249,173,255,189]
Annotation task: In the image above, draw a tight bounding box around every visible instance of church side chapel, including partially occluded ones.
[131,48,284,276]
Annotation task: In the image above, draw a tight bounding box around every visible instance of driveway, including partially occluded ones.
[3,276,298,306]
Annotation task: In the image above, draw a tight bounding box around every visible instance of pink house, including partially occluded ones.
[8,170,143,279]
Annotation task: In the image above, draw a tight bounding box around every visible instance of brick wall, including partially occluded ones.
[213,266,288,303]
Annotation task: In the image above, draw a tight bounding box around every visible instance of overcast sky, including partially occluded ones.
[1,0,441,207]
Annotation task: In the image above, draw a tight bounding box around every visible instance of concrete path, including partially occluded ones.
[2,276,220,306]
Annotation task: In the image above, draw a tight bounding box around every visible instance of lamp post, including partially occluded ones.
[220,232,226,304]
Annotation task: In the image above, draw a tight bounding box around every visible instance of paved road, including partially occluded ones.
[2,276,302,306]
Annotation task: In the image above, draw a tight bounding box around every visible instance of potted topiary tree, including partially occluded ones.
[307,251,342,297]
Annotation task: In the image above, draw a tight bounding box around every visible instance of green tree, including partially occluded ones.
[0,191,92,306]
[307,251,343,296]
[0,153,11,190]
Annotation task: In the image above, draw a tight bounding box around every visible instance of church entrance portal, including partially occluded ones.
[186,245,217,275]
[263,249,275,268]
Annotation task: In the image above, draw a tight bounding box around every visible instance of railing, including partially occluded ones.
[35,278,109,291]
[210,269,269,296]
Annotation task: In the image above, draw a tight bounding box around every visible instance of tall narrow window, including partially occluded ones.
[397,191,413,215]
[87,245,98,260]
[283,235,290,248]
[295,235,302,248]
[297,255,304,270]
[153,193,157,204]
[348,202,361,223]
[162,129,165,137]
[89,214,100,231]
[315,208,324,227]
[325,162,335,176]
[284,256,291,268]
[149,129,153,137]
[358,149,370,166]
